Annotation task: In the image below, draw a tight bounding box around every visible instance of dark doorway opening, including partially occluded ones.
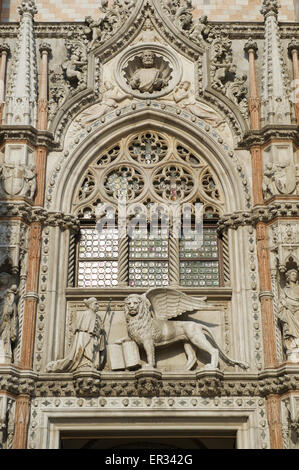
[60,430,236,449]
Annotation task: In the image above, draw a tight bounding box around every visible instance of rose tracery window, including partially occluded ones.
[71,130,226,290]
[128,131,169,165]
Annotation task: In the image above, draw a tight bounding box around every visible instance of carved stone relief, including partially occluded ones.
[77,81,132,128]
[281,396,299,449]
[0,221,29,274]
[172,80,225,128]
[262,144,299,199]
[84,0,136,50]
[61,39,88,93]
[0,163,36,200]
[277,269,299,363]
[56,294,237,374]
[0,396,15,449]
[47,298,106,373]
[123,289,248,371]
[115,45,182,100]
[269,222,299,363]
[210,34,248,117]
[0,283,18,364]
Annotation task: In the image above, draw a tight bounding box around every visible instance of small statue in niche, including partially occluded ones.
[278,269,299,363]
[46,297,106,372]
[173,81,225,128]
[129,51,169,94]
[0,284,18,363]
[77,81,132,127]
[122,288,249,371]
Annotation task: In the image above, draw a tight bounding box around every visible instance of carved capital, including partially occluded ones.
[261,0,280,18]
[0,43,10,55]
[39,42,52,56]
[244,37,258,56]
[288,37,299,56]
[17,0,38,17]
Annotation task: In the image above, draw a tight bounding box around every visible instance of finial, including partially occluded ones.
[17,0,38,17]
[260,0,280,18]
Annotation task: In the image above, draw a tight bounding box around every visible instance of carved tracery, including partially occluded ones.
[71,130,224,291]
[72,130,224,217]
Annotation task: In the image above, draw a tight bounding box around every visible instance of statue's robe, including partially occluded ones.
[48,309,105,372]
[279,287,299,342]
[131,68,162,93]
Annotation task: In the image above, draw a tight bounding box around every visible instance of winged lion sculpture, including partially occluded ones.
[121,288,248,371]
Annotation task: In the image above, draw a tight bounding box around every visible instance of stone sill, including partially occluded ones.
[65,287,233,302]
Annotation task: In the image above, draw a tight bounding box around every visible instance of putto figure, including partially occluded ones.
[46,297,106,372]
[123,288,249,370]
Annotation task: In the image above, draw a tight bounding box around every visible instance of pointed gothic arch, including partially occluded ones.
[50,108,249,215]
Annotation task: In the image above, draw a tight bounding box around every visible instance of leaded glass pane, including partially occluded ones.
[79,228,119,259]
[129,237,168,258]
[179,228,218,259]
[129,261,169,287]
[179,227,219,286]
[78,261,118,287]
[180,261,219,287]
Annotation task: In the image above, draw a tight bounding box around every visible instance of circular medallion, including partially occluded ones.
[115,43,182,100]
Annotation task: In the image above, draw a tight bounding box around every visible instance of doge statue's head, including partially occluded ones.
[124,294,143,317]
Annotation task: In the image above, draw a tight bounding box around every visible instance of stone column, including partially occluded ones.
[244,38,260,130]
[288,37,299,124]
[118,236,129,287]
[169,232,180,286]
[12,395,30,449]
[250,145,264,206]
[267,395,284,449]
[0,44,10,124]
[256,222,277,368]
[37,43,51,131]
[20,223,42,370]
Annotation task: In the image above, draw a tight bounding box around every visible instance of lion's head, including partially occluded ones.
[124,294,143,317]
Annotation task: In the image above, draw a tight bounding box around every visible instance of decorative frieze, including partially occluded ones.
[27,393,270,449]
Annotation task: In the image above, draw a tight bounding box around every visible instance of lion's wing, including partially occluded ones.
[145,288,208,320]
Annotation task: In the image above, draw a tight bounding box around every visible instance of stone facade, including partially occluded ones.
[0,0,298,450]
